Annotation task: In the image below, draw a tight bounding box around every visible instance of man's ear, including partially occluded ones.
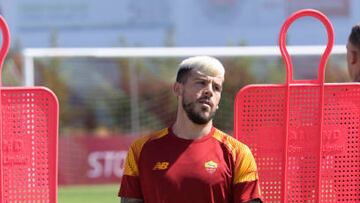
[349,50,358,65]
[173,82,182,96]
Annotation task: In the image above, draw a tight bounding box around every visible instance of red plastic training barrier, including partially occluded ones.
[0,16,59,203]
[235,9,360,202]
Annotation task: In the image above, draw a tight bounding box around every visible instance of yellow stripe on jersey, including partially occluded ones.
[213,129,258,184]
[123,128,169,176]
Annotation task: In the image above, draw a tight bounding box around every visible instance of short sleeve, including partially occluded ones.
[118,129,169,199]
[118,143,142,198]
[232,145,262,203]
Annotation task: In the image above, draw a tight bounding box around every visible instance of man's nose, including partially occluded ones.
[203,84,214,97]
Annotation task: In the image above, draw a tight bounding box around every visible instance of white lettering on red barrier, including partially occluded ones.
[87,150,127,178]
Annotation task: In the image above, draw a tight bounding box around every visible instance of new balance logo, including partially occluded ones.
[153,162,169,170]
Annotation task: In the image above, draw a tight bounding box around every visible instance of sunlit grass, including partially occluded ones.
[58,184,119,203]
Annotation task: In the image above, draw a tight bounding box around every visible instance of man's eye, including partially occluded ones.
[214,85,222,92]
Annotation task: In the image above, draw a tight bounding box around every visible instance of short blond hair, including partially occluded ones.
[176,56,225,83]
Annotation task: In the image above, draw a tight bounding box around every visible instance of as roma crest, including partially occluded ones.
[204,160,218,174]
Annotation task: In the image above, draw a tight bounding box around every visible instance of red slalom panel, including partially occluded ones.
[0,16,59,203]
[235,9,360,203]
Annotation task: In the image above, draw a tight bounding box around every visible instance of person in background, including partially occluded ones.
[347,23,360,82]
[118,56,262,203]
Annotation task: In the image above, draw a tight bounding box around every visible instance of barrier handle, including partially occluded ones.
[0,16,10,86]
[280,9,331,203]
[279,9,334,85]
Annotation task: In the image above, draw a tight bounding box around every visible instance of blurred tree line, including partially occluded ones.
[0,29,351,137]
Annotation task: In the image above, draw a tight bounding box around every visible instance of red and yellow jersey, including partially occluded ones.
[118,127,262,203]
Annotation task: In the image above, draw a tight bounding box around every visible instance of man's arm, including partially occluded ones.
[120,197,144,203]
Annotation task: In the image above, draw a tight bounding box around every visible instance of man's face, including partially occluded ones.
[179,70,224,124]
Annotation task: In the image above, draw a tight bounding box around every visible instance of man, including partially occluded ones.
[347,23,360,82]
[118,56,262,203]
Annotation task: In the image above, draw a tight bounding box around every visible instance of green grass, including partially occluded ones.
[58,184,120,203]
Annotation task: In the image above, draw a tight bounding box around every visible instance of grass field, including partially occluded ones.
[58,184,119,203]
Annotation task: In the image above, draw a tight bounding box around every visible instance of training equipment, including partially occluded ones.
[235,9,360,202]
[0,16,59,202]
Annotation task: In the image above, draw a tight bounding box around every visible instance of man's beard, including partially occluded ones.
[182,98,216,125]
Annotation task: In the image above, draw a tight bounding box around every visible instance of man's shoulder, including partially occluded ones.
[213,128,251,154]
[130,128,169,149]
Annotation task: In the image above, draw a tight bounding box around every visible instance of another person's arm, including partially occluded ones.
[120,197,144,203]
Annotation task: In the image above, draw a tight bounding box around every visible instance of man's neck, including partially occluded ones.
[172,119,213,140]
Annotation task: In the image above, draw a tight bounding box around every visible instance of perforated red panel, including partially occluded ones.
[0,88,58,203]
[323,85,360,202]
[236,85,285,202]
[287,86,322,202]
[234,9,360,202]
[0,15,58,203]
[235,84,360,202]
